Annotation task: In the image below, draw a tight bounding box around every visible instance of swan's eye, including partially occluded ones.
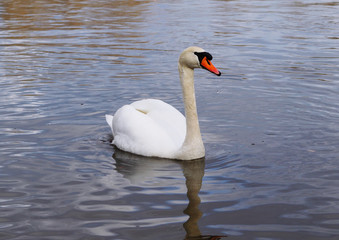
[205,52,213,61]
[194,52,213,64]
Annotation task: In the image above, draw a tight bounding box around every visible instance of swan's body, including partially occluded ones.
[106,99,186,158]
[106,46,221,160]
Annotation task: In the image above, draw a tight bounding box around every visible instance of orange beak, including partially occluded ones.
[200,56,221,76]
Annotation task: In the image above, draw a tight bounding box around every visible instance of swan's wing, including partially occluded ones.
[112,99,186,158]
[131,99,186,143]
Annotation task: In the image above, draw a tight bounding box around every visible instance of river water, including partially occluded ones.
[1,0,339,239]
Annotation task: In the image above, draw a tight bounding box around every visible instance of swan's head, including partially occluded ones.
[179,46,221,76]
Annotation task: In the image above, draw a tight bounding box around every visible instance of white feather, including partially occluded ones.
[107,99,185,158]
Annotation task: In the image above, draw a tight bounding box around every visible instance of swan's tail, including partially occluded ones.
[105,114,114,136]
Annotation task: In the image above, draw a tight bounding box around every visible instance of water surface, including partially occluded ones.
[1,0,339,239]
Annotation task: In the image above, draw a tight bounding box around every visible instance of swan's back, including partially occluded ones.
[107,99,186,158]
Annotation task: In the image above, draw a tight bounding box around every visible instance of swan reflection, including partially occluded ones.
[113,149,226,239]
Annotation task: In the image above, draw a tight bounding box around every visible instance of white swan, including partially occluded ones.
[106,46,221,160]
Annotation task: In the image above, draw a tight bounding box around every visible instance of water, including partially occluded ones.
[0,0,339,239]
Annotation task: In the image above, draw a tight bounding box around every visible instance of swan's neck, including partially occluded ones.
[177,64,205,160]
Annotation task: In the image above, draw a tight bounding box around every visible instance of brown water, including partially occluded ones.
[1,0,339,239]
